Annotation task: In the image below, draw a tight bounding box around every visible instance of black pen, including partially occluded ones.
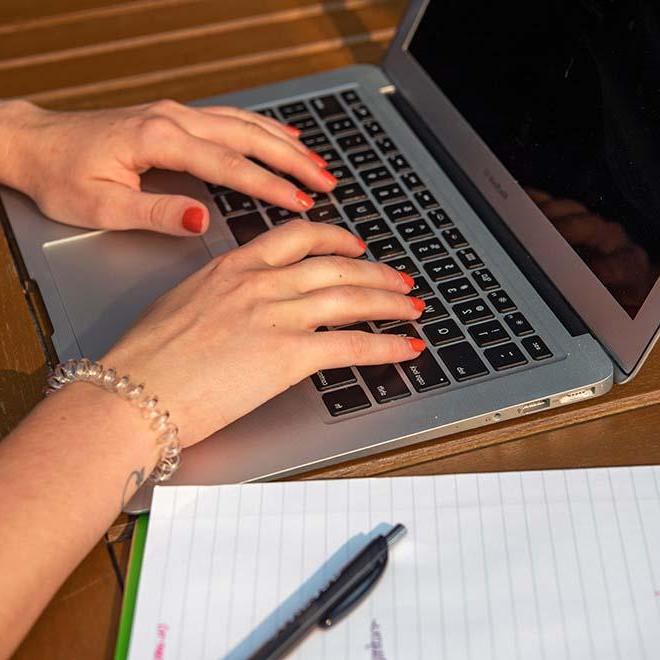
[247,523,407,660]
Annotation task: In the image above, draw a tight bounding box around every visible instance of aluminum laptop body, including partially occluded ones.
[3,0,658,513]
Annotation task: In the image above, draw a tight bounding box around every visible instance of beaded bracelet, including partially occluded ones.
[46,358,181,482]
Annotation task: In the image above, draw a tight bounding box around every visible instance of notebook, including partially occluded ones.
[127,467,660,659]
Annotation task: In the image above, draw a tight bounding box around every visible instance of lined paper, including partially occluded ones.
[128,467,660,659]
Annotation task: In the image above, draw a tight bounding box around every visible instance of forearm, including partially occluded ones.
[0,383,159,658]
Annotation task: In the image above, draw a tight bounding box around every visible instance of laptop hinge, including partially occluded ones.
[387,91,588,338]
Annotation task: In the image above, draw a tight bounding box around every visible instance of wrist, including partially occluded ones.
[0,99,47,194]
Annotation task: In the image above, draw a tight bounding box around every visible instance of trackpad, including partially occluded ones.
[43,230,211,359]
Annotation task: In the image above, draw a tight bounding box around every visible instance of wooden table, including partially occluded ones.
[2,1,659,657]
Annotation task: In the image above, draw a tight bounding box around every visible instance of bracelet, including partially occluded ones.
[46,358,181,482]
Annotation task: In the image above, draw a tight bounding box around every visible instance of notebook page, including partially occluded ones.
[127,467,660,660]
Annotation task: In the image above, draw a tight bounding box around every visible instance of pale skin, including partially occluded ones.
[0,99,426,657]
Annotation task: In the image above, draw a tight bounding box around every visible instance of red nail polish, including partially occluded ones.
[295,190,314,209]
[410,297,426,312]
[399,272,415,288]
[356,238,367,251]
[285,125,302,137]
[408,338,426,353]
[320,169,337,186]
[182,206,204,233]
[309,151,329,168]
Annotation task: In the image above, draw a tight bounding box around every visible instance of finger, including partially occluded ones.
[538,198,589,219]
[552,213,631,255]
[176,113,335,192]
[200,105,303,140]
[306,329,425,370]
[88,182,209,236]
[284,253,414,294]
[280,287,424,329]
[237,219,367,267]
[524,187,553,204]
[137,121,317,212]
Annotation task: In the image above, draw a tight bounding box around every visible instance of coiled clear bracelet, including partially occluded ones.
[46,358,181,482]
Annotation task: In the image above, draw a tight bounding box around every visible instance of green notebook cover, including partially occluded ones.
[114,514,149,660]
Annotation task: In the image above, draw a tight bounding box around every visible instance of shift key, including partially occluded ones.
[357,364,410,403]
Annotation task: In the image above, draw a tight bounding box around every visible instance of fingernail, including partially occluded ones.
[399,272,415,289]
[320,169,337,186]
[356,238,367,251]
[182,206,204,233]
[410,297,426,312]
[295,190,315,209]
[309,151,329,168]
[285,125,302,137]
[408,338,426,353]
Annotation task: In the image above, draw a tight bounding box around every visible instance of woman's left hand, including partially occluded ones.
[0,99,336,236]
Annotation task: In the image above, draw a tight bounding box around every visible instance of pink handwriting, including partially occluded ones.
[153,623,169,660]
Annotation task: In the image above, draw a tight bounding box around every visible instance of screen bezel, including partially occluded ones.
[384,0,660,379]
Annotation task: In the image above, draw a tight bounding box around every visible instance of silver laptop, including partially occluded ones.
[2,0,658,512]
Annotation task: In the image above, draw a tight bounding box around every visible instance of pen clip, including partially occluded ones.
[318,548,389,629]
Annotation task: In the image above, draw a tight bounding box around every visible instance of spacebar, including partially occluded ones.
[227,212,269,245]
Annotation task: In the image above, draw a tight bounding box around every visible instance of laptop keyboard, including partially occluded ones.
[205,89,554,418]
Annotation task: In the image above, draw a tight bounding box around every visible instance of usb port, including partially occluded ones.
[518,398,550,415]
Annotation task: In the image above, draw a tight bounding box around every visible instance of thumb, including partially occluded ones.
[97,185,209,236]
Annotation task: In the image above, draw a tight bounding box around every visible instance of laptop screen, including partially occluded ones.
[409,1,660,319]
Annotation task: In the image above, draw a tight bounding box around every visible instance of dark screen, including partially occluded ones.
[409,0,660,317]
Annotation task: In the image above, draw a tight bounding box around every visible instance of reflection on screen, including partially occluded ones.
[409,0,660,317]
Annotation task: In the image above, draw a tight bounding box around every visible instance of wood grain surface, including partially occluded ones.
[2,1,659,658]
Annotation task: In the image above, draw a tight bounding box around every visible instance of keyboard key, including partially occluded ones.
[334,182,367,204]
[348,150,381,170]
[312,367,356,391]
[411,275,433,298]
[311,95,344,119]
[326,116,356,135]
[258,108,277,119]
[385,257,419,276]
[301,133,330,149]
[388,154,410,172]
[266,207,298,225]
[338,322,372,333]
[423,319,464,346]
[369,237,405,261]
[355,218,391,241]
[410,238,447,261]
[415,189,439,209]
[384,201,418,223]
[442,228,469,249]
[206,182,231,195]
[336,133,368,152]
[522,336,553,361]
[424,257,461,282]
[372,182,406,205]
[361,166,393,187]
[364,120,384,137]
[227,212,269,245]
[438,342,489,381]
[357,364,410,404]
[456,248,484,269]
[437,278,478,303]
[468,320,510,347]
[303,189,330,205]
[323,385,371,416]
[352,104,372,121]
[428,208,453,229]
[307,204,341,223]
[472,269,500,291]
[484,343,528,371]
[341,89,361,105]
[418,297,449,323]
[453,299,494,325]
[288,115,319,133]
[279,101,308,119]
[397,218,432,241]
[504,312,534,336]
[215,191,256,215]
[317,148,342,165]
[375,137,397,154]
[329,165,354,183]
[345,200,378,222]
[488,290,517,313]
[401,171,425,191]
[383,325,450,392]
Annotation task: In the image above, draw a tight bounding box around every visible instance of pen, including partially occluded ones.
[248,523,407,660]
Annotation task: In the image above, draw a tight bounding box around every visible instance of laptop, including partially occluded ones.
[2,0,658,513]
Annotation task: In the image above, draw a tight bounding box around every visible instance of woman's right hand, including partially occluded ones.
[102,220,426,447]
